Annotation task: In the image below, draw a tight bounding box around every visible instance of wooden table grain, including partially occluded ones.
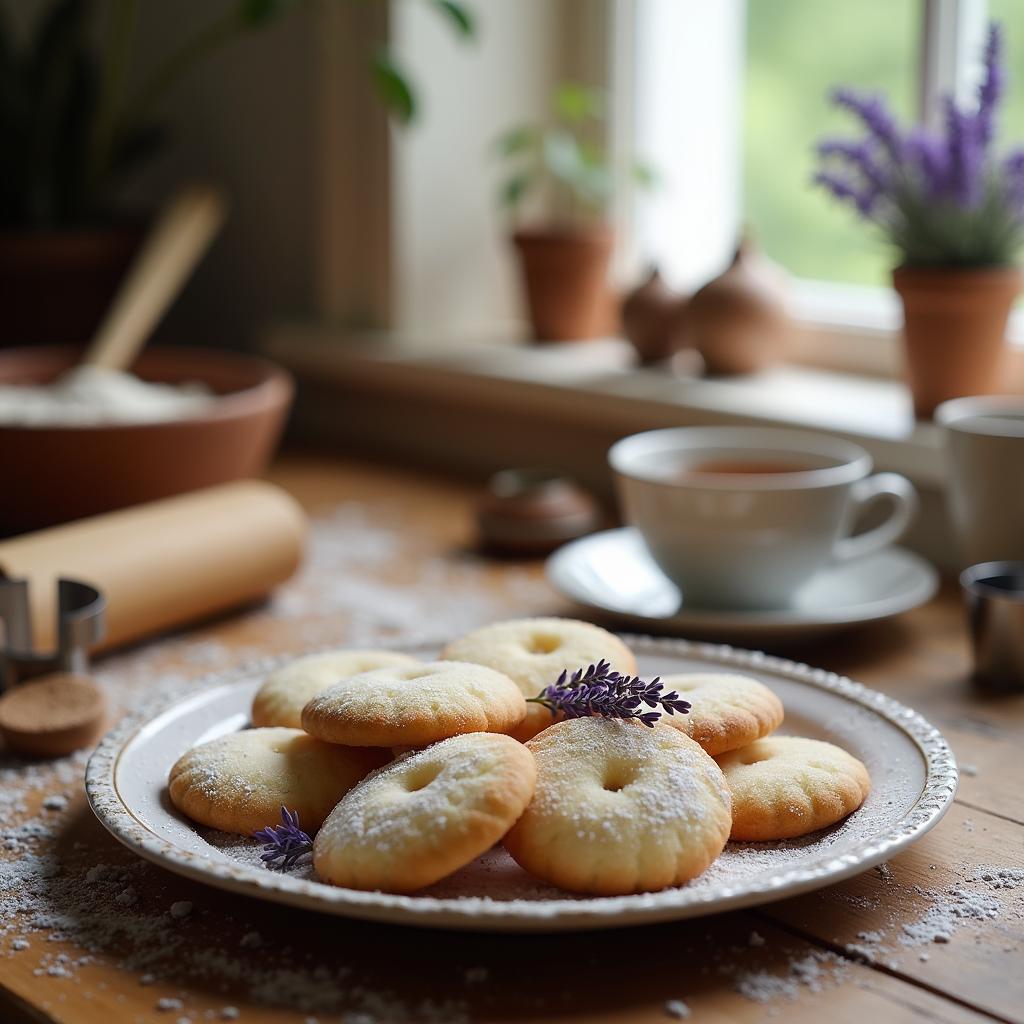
[1,454,1021,1024]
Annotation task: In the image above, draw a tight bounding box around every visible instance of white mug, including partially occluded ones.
[609,427,919,610]
[936,397,1024,567]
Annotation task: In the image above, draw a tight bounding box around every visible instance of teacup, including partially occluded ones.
[608,427,919,610]
[935,396,1024,567]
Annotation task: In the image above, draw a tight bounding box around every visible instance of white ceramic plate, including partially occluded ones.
[86,637,957,932]
[547,528,940,639]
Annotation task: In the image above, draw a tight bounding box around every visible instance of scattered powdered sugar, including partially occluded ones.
[1,499,1017,1018]
[967,866,1024,890]
[734,950,849,1003]
[0,500,552,1018]
[823,864,1024,965]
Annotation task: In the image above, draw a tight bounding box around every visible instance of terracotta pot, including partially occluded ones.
[0,226,145,347]
[512,228,614,341]
[893,265,1022,419]
[0,346,293,533]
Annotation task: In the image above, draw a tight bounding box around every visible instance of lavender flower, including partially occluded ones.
[1004,147,1024,207]
[829,88,904,159]
[977,24,1004,146]
[814,20,1024,267]
[813,169,881,217]
[528,660,691,728]
[253,807,313,870]
[944,99,984,207]
[905,127,950,198]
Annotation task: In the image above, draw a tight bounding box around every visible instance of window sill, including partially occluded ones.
[264,322,945,487]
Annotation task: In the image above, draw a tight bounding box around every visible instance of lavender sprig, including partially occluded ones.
[253,807,313,870]
[814,21,1024,267]
[528,660,691,728]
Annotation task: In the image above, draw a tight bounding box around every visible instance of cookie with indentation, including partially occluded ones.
[440,618,637,742]
[313,732,536,892]
[168,727,386,835]
[716,736,870,841]
[252,649,421,728]
[656,673,784,756]
[503,717,731,895]
[300,661,526,747]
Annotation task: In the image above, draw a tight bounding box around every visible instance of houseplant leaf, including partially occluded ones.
[496,125,536,157]
[431,1,475,39]
[26,0,95,225]
[371,50,416,125]
[554,82,601,123]
[500,173,532,210]
[53,51,98,221]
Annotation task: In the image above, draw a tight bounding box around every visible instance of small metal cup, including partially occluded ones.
[961,561,1024,691]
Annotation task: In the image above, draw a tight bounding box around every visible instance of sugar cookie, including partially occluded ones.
[503,717,731,895]
[168,727,386,835]
[440,618,637,741]
[252,649,421,728]
[716,736,870,841]
[301,661,526,747]
[313,732,536,892]
[657,673,784,756]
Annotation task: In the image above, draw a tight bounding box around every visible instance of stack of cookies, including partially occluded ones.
[168,618,869,896]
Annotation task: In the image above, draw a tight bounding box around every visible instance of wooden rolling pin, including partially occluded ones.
[0,481,306,653]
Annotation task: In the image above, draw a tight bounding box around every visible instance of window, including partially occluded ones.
[624,0,1015,354]
[743,1,919,289]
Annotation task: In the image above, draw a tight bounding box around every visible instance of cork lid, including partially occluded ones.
[0,673,107,757]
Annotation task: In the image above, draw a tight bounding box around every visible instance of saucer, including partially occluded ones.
[546,528,940,639]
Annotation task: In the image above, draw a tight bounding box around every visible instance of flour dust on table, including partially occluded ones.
[0,499,990,1019]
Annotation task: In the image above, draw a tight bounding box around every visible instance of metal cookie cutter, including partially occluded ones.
[0,578,106,692]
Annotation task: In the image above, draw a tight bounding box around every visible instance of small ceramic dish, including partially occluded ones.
[86,636,957,932]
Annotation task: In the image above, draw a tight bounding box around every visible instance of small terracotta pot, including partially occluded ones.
[893,264,1022,419]
[512,228,613,341]
[0,225,145,347]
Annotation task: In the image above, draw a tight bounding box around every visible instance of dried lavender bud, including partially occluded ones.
[252,806,313,870]
[528,660,691,728]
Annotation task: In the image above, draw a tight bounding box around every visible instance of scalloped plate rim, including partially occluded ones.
[85,636,958,932]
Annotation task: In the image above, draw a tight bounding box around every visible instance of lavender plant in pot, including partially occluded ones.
[496,84,654,342]
[814,23,1024,418]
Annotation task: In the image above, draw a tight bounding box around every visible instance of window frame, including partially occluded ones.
[618,0,1024,379]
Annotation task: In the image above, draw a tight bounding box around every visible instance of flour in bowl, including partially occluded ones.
[0,365,211,426]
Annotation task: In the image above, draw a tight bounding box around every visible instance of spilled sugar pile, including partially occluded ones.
[732,950,851,1004]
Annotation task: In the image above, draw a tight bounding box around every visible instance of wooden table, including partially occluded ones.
[1,455,1021,1024]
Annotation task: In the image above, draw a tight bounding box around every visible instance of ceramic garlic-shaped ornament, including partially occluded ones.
[620,267,688,365]
[687,237,792,375]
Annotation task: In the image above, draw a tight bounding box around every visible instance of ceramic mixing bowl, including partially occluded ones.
[0,345,293,532]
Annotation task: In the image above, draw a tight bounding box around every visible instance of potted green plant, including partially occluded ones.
[0,0,472,348]
[814,23,1024,419]
[496,83,653,342]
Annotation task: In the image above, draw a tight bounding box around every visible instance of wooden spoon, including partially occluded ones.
[81,183,228,372]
